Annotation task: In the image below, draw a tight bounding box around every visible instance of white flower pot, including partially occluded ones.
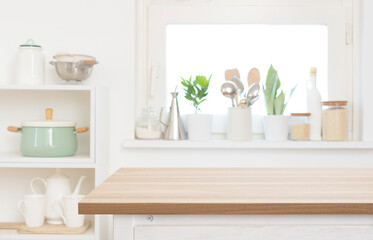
[186,114,212,141]
[262,115,290,141]
[227,107,252,141]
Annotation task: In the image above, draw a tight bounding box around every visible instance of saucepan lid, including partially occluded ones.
[21,108,76,127]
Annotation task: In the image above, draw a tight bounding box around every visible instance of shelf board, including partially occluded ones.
[0,152,94,168]
[0,85,95,91]
[122,139,373,150]
[0,226,94,240]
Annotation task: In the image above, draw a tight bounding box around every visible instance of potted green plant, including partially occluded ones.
[181,75,212,141]
[262,65,296,140]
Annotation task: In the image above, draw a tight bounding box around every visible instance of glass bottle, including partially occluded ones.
[306,67,322,140]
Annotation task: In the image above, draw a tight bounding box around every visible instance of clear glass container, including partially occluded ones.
[322,101,348,141]
[290,113,311,141]
[135,107,162,140]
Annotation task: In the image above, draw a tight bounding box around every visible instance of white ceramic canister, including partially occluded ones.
[15,39,45,85]
[227,107,252,141]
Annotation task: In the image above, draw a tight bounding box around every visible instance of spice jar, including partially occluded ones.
[135,107,162,139]
[322,101,348,141]
[290,113,311,141]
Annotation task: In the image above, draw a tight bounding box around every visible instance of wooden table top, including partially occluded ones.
[79,168,373,214]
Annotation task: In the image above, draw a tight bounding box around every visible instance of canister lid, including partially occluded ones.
[19,39,41,48]
[322,101,348,106]
[291,113,311,116]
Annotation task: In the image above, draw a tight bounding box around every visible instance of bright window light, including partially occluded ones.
[166,24,328,115]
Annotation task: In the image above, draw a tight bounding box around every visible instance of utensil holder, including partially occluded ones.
[227,107,252,141]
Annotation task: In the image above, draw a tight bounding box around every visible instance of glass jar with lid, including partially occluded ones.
[135,107,162,139]
[290,113,311,141]
[322,101,348,141]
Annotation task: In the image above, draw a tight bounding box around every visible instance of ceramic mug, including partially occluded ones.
[18,194,46,227]
[54,195,85,228]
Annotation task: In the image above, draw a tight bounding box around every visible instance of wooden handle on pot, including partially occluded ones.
[76,127,89,133]
[82,60,98,65]
[7,126,20,133]
[46,108,53,120]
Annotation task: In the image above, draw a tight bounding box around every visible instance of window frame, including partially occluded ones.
[136,0,358,139]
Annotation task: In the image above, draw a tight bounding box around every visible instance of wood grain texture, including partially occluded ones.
[79,168,373,214]
[0,222,23,229]
[17,221,91,234]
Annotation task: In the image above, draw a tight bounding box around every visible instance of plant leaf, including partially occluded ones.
[274,91,285,115]
[181,74,211,113]
[283,84,297,114]
[264,65,281,115]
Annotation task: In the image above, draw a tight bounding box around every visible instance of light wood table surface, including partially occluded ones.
[79,168,373,214]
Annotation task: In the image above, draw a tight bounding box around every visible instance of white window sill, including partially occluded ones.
[122,139,373,150]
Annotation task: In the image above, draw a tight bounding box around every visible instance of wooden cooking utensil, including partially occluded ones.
[225,69,240,80]
[247,68,260,86]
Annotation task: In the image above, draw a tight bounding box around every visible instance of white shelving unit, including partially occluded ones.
[123,139,373,150]
[0,85,108,240]
[0,153,94,168]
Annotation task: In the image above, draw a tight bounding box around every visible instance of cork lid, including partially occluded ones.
[310,67,317,77]
[291,113,311,117]
[322,101,348,106]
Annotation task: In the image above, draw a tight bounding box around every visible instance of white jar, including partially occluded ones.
[15,39,45,85]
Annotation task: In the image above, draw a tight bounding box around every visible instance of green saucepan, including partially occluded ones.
[7,108,89,157]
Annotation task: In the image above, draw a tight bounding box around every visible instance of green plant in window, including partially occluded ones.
[181,75,212,114]
[263,65,296,115]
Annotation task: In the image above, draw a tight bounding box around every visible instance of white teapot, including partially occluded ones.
[31,169,86,225]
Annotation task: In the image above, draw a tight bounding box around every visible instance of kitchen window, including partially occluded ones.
[137,0,354,137]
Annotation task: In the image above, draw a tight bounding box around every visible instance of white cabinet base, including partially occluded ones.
[114,215,373,240]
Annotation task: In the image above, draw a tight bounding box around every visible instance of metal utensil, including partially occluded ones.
[230,76,244,105]
[230,76,244,92]
[221,81,238,107]
[246,82,260,99]
[247,95,260,107]
[239,98,248,108]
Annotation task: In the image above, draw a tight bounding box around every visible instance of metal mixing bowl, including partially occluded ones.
[50,61,98,81]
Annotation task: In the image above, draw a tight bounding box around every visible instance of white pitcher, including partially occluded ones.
[30,169,86,225]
